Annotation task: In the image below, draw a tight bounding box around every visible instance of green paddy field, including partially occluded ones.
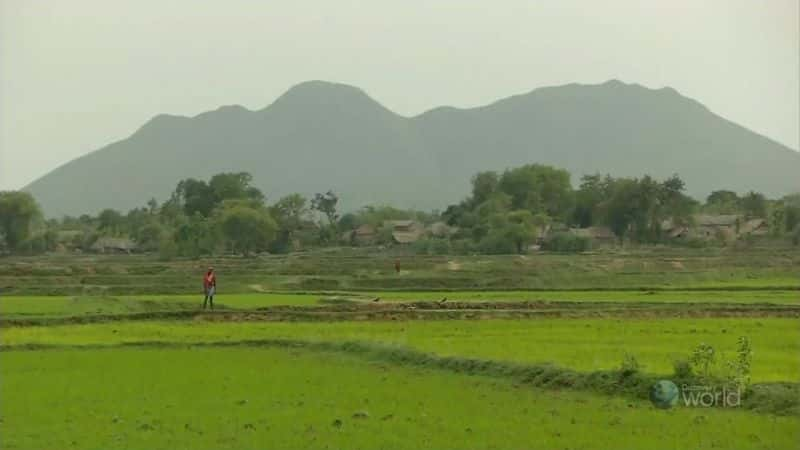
[1,250,798,449]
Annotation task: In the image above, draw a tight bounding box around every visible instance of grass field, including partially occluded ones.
[2,249,798,295]
[2,251,799,449]
[3,347,798,450]
[2,289,798,320]
[4,318,798,382]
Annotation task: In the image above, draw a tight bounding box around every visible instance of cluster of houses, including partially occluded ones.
[558,214,768,247]
[342,220,456,246]
[661,215,768,241]
[52,214,770,255]
[344,213,769,249]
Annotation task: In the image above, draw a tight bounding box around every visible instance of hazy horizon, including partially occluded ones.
[2,0,798,191]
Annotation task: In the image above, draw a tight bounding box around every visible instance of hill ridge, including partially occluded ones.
[24,80,800,217]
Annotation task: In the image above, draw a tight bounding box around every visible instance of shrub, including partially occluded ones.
[412,238,452,255]
[725,336,752,393]
[17,232,57,255]
[689,343,716,378]
[672,359,693,378]
[477,233,517,254]
[157,238,178,261]
[619,353,640,377]
[450,239,477,255]
[542,232,591,252]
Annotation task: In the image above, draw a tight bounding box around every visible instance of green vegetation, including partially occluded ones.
[2,250,798,448]
[2,289,797,319]
[2,249,798,295]
[6,164,800,258]
[4,346,797,450]
[5,318,798,382]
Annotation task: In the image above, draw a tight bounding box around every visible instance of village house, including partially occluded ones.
[384,220,424,244]
[739,218,769,236]
[90,237,137,254]
[569,226,616,244]
[662,214,769,242]
[693,215,740,240]
[427,221,457,239]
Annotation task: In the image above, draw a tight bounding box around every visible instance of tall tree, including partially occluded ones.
[740,191,767,218]
[470,171,499,206]
[498,164,573,219]
[209,172,264,204]
[269,194,309,252]
[705,190,741,214]
[215,205,277,256]
[572,174,616,227]
[174,178,215,217]
[311,191,339,226]
[97,209,125,235]
[0,191,43,250]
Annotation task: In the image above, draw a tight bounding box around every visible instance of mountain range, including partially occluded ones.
[24,80,800,217]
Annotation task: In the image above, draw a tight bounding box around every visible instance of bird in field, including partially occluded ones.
[438,297,447,304]
[372,297,381,302]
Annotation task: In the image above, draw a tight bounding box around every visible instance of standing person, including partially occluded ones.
[203,267,216,310]
[394,259,400,274]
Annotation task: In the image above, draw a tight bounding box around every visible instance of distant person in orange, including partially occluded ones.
[203,267,216,310]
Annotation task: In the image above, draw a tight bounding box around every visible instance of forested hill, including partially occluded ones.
[25,79,800,217]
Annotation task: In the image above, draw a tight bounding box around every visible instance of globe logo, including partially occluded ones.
[650,380,679,409]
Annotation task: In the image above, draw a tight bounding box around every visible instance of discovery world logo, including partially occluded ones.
[649,380,741,409]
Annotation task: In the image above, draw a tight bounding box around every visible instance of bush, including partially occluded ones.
[449,239,477,255]
[689,343,716,378]
[17,233,56,255]
[675,237,711,249]
[672,359,693,378]
[157,238,178,261]
[477,233,517,254]
[619,353,640,377]
[412,238,451,255]
[725,336,752,393]
[542,232,591,252]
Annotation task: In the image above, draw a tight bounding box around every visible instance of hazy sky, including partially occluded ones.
[1,0,798,191]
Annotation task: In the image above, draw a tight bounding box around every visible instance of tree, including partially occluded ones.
[97,209,125,235]
[706,190,739,205]
[171,172,264,218]
[174,178,215,217]
[782,194,800,233]
[497,164,574,219]
[337,213,359,231]
[215,206,277,256]
[174,213,218,257]
[470,171,499,206]
[0,191,42,250]
[209,172,264,205]
[740,191,767,218]
[601,174,695,243]
[572,174,615,227]
[311,191,339,226]
[504,210,548,253]
[604,178,644,241]
[269,194,310,253]
[270,194,309,231]
[134,222,165,252]
[146,198,159,215]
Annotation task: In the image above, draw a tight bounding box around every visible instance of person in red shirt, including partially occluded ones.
[202,267,216,310]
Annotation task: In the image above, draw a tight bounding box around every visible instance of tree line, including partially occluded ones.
[1,164,798,256]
